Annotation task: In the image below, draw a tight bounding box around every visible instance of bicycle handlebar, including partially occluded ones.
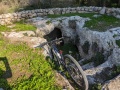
[35,36,69,48]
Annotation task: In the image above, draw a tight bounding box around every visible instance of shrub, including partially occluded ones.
[93,52,105,66]
[90,83,102,90]
[116,40,120,47]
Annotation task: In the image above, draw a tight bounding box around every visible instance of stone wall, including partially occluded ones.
[0,6,120,25]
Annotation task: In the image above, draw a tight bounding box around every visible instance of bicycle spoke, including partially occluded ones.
[64,55,88,90]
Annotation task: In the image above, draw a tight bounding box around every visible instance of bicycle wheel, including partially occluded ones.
[64,54,88,90]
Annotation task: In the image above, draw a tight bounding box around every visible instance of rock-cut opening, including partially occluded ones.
[44,28,62,41]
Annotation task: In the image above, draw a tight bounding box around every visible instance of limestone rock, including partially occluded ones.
[116,15,120,19]
[107,48,120,66]
[48,10,54,15]
[1,31,45,48]
[29,16,90,39]
[99,7,106,14]
[102,74,120,90]
[76,29,117,59]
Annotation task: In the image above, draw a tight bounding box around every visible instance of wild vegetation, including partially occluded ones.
[0,22,60,89]
[0,20,36,32]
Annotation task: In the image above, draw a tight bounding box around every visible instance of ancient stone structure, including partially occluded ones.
[0,6,120,25]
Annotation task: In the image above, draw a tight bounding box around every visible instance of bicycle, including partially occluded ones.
[35,37,89,90]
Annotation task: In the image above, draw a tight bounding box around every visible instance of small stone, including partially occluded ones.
[93,14,101,18]
[116,15,120,19]
[48,10,54,15]
[99,7,106,14]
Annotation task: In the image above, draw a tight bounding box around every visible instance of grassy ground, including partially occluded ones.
[48,13,120,32]
[0,21,36,32]
[0,22,60,89]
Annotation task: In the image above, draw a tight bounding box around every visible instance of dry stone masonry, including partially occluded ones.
[0,6,120,25]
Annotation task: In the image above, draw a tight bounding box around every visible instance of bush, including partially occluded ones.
[93,52,105,66]
[116,40,120,47]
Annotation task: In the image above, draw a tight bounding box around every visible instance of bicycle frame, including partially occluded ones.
[50,42,67,69]
[36,37,89,90]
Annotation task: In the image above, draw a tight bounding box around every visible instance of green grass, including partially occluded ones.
[90,83,102,90]
[0,25,10,32]
[0,21,36,32]
[47,13,120,31]
[0,34,60,89]
[13,21,37,31]
[48,13,95,18]
[0,21,60,90]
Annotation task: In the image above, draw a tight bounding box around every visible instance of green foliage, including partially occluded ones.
[82,52,105,66]
[48,13,120,31]
[116,40,120,47]
[0,25,10,32]
[110,65,120,79]
[13,21,37,31]
[81,59,93,65]
[46,20,51,25]
[0,78,11,89]
[58,43,79,59]
[90,83,102,90]
[85,14,120,31]
[0,21,36,32]
[92,52,105,66]
[47,13,95,18]
[0,34,60,89]
[0,68,4,77]
[113,34,118,38]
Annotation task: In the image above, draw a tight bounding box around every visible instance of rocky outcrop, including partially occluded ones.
[28,16,120,61]
[1,31,46,48]
[76,29,117,59]
[28,16,90,40]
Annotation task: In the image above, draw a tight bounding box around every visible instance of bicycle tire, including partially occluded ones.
[64,54,88,90]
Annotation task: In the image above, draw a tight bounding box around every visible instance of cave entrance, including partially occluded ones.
[44,27,80,60]
[44,28,62,41]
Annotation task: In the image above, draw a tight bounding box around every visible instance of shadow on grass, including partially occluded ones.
[0,57,12,89]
